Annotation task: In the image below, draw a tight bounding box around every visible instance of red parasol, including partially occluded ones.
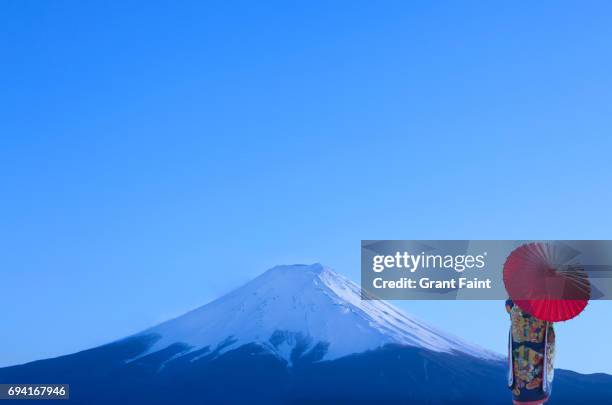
[503,242,590,322]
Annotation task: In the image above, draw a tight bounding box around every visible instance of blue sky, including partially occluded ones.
[1,1,612,373]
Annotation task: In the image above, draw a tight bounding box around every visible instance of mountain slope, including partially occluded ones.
[135,263,499,364]
[2,337,610,404]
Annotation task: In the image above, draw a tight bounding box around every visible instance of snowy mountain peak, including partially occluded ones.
[135,264,500,364]
[253,263,329,287]
[268,263,326,274]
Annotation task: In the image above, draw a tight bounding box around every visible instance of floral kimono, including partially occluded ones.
[506,299,555,405]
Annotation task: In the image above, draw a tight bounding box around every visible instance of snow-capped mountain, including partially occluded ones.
[2,264,611,405]
[136,263,499,363]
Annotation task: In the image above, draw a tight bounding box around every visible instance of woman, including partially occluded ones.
[506,299,555,405]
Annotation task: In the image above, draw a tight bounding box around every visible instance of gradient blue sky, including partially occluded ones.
[1,1,612,373]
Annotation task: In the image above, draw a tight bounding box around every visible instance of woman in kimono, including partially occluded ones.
[506,299,555,405]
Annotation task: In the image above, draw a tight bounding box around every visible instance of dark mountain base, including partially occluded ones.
[1,336,611,404]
